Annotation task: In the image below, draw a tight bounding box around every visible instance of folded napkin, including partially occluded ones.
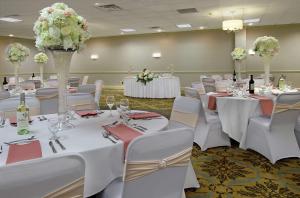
[68,87,78,93]
[103,124,142,153]
[9,116,33,126]
[208,93,232,110]
[76,110,97,117]
[128,112,161,119]
[250,95,274,116]
[6,140,42,164]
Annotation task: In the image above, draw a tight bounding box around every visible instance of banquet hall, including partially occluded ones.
[0,0,300,197]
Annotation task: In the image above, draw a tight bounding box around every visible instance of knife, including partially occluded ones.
[49,141,57,153]
[55,139,66,150]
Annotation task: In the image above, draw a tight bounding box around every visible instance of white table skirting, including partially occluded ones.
[0,111,168,197]
[124,76,181,98]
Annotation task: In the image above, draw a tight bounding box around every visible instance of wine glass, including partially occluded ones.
[48,118,59,140]
[120,99,129,112]
[106,96,115,116]
[0,111,5,128]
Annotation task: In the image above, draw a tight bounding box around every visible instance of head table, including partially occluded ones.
[123,76,181,98]
[0,110,168,197]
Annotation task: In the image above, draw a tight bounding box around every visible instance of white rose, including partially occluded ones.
[139,74,143,79]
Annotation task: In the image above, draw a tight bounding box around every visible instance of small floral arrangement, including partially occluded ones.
[6,43,30,63]
[137,69,155,85]
[34,52,48,64]
[33,2,90,51]
[253,36,279,57]
[231,47,247,61]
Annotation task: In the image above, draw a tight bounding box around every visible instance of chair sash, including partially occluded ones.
[274,102,300,114]
[123,147,192,182]
[43,177,84,198]
[170,110,199,128]
[36,94,58,100]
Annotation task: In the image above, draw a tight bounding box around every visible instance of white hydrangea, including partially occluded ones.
[231,48,247,61]
[34,52,48,64]
[6,43,30,63]
[253,36,279,57]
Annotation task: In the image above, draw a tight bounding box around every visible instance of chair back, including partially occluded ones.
[68,93,97,111]
[45,79,58,88]
[170,96,201,128]
[0,91,10,100]
[122,128,194,198]
[82,76,89,85]
[32,80,42,89]
[270,92,300,132]
[211,74,223,81]
[184,87,200,99]
[224,73,233,80]
[68,77,80,88]
[215,80,232,92]
[77,84,96,94]
[36,88,58,115]
[191,82,205,94]
[0,96,40,117]
[21,80,35,90]
[202,78,216,93]
[0,154,85,198]
[49,75,58,80]
[95,80,103,105]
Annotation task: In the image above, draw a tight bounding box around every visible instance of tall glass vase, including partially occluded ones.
[262,56,271,85]
[13,63,21,94]
[39,64,44,87]
[50,50,74,131]
[235,61,242,81]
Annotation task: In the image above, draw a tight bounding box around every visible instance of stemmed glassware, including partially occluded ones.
[106,96,115,117]
[48,118,60,140]
[120,99,130,124]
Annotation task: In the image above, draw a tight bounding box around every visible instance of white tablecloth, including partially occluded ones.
[124,76,181,98]
[0,111,168,197]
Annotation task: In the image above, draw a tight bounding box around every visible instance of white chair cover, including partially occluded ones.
[295,116,300,148]
[0,91,10,100]
[211,74,223,81]
[102,128,194,198]
[202,78,216,93]
[194,96,231,151]
[77,84,96,94]
[95,80,103,107]
[184,87,200,99]
[215,80,232,92]
[45,79,58,88]
[245,92,300,163]
[223,73,233,80]
[0,154,85,198]
[0,96,40,117]
[82,75,89,85]
[49,75,58,80]
[68,93,97,111]
[191,82,205,95]
[36,88,58,115]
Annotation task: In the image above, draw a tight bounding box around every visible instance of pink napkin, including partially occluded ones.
[208,93,232,110]
[76,110,97,117]
[6,140,42,164]
[250,95,274,116]
[128,112,161,119]
[103,123,142,152]
[9,116,33,126]
[68,87,77,93]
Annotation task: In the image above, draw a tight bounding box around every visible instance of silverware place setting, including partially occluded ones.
[101,131,117,144]
[48,141,57,153]
[55,139,66,150]
[4,136,36,145]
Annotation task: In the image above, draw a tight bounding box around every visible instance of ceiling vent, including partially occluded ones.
[94,3,123,11]
[149,26,161,30]
[177,8,198,14]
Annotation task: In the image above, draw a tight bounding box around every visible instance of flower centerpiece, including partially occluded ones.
[34,52,48,85]
[6,43,30,93]
[253,36,279,85]
[137,69,155,85]
[231,47,247,80]
[33,2,90,130]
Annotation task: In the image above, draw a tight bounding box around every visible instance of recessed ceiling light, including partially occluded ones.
[243,18,260,23]
[0,17,22,22]
[176,24,192,28]
[8,34,14,37]
[199,26,205,30]
[156,29,163,32]
[120,32,124,35]
[120,28,136,32]
[248,23,253,26]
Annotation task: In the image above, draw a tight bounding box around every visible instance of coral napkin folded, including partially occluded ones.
[6,140,42,164]
[250,95,274,117]
[68,88,77,93]
[128,112,161,119]
[9,116,33,126]
[76,110,97,117]
[103,124,142,152]
[208,93,232,110]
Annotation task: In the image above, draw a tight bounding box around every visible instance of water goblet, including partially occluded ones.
[106,96,115,117]
[47,118,60,140]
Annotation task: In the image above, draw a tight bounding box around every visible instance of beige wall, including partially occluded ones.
[0,24,299,87]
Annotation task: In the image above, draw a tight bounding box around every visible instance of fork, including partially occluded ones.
[102,131,117,144]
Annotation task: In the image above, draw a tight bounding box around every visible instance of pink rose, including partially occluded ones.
[48,8,54,13]
[64,11,72,17]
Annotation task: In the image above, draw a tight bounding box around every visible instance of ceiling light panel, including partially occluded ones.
[0,17,22,22]
[120,28,136,32]
[176,24,192,28]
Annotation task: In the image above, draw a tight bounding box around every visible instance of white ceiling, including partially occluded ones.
[0,0,300,38]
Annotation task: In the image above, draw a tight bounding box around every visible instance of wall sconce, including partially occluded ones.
[152,52,161,58]
[90,54,99,60]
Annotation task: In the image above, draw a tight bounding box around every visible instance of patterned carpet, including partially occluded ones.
[100,89,300,198]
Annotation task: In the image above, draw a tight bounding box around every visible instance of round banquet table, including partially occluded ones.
[123,76,181,98]
[0,110,168,197]
[201,94,276,148]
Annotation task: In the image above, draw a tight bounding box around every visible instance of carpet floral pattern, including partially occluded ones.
[101,89,300,198]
